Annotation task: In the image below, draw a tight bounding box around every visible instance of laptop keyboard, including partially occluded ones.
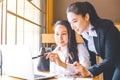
[34,74,45,78]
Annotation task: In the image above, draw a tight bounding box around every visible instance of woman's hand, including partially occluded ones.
[72,61,90,77]
[45,52,61,65]
[46,52,67,68]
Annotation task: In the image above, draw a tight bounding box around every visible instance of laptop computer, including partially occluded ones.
[0,45,56,80]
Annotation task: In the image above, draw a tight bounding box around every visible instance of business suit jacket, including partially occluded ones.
[82,20,120,80]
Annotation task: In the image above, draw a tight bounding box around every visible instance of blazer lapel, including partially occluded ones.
[93,36,100,54]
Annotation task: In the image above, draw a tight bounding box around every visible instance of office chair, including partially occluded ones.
[37,47,52,71]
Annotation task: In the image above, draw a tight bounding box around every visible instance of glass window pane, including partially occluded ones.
[17,18,24,44]
[7,13,16,44]
[33,8,40,25]
[17,0,24,17]
[7,0,16,13]
[32,0,40,9]
[24,22,33,45]
[24,0,34,22]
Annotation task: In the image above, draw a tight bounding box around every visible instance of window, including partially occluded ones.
[0,0,46,72]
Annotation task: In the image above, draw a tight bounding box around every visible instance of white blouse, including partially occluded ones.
[50,44,90,75]
[81,24,98,54]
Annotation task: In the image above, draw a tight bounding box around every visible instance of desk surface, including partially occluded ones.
[0,75,99,80]
[0,71,99,80]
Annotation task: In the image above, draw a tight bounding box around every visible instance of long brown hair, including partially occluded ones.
[54,20,79,63]
[66,2,101,28]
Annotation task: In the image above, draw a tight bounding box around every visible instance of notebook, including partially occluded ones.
[0,45,56,80]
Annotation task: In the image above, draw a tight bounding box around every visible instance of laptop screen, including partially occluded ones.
[0,45,35,80]
[0,45,56,80]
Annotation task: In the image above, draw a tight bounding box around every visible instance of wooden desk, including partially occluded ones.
[0,75,99,80]
[0,75,22,80]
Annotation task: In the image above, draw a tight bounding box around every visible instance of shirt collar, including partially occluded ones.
[81,24,97,37]
[54,45,68,53]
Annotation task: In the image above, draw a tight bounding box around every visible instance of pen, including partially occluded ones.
[32,47,47,59]
[32,54,44,59]
[32,53,48,59]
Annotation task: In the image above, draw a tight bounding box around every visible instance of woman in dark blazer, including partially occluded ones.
[66,1,120,80]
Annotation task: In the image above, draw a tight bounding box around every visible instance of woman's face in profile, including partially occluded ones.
[54,25,68,47]
[67,12,90,34]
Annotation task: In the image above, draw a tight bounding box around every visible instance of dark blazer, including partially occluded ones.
[82,20,120,80]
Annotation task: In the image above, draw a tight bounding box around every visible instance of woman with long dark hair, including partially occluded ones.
[66,1,120,80]
[46,20,90,76]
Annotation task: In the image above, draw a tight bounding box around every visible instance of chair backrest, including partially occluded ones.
[42,33,84,43]
[115,22,120,31]
[37,47,49,71]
